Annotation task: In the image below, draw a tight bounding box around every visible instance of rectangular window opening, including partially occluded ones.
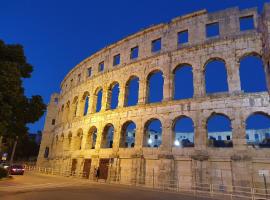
[206,22,220,38]
[178,30,188,45]
[98,61,104,72]
[151,38,161,53]
[87,67,92,77]
[240,15,254,31]
[130,46,139,60]
[113,54,120,66]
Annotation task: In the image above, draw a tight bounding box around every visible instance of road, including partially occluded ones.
[0,172,216,200]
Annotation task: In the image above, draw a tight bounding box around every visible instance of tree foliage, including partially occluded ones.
[0,40,46,138]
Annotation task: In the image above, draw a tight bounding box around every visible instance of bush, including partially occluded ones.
[0,167,8,179]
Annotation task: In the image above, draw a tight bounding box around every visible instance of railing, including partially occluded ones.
[25,166,270,200]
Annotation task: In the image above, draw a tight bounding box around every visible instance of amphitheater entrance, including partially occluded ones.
[83,159,92,178]
[71,159,77,175]
[99,159,110,180]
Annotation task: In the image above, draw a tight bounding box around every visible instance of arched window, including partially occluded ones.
[205,59,228,94]
[95,88,103,112]
[173,64,193,100]
[82,92,90,116]
[64,101,70,122]
[147,70,164,103]
[173,116,194,147]
[72,97,79,117]
[120,121,136,148]
[246,112,270,148]
[125,76,139,106]
[144,119,162,147]
[108,82,120,110]
[207,114,232,148]
[68,132,72,149]
[239,54,267,93]
[86,126,97,149]
[101,124,114,148]
[75,129,83,150]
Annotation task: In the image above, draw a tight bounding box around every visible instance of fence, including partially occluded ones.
[25,165,270,200]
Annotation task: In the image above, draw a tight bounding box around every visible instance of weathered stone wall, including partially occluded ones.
[37,4,270,188]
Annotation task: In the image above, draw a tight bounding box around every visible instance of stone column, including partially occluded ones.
[227,57,241,94]
[194,111,207,150]
[193,67,205,98]
[117,82,125,108]
[160,118,172,152]
[138,78,147,104]
[101,87,109,111]
[231,110,247,150]
[135,120,144,149]
[162,57,172,102]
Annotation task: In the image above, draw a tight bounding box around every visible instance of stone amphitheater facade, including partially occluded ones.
[37,4,270,188]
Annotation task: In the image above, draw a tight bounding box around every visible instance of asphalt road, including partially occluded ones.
[0,172,215,200]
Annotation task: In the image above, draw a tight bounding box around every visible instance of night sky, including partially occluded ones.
[0,0,269,133]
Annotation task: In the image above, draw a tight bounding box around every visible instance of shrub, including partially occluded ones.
[0,167,8,179]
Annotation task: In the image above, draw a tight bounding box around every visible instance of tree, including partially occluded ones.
[0,40,46,140]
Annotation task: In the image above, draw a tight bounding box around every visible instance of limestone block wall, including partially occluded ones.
[37,4,270,188]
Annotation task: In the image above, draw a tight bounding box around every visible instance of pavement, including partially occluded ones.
[0,172,216,200]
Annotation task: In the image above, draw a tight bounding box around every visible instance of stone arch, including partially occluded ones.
[245,111,270,148]
[71,96,79,118]
[81,91,90,116]
[107,81,120,110]
[85,126,97,149]
[143,118,162,147]
[124,76,139,107]
[101,124,114,148]
[94,87,103,112]
[120,121,136,148]
[64,101,70,122]
[204,57,229,94]
[239,52,267,93]
[206,113,232,148]
[146,70,164,103]
[67,132,72,150]
[74,128,83,150]
[173,63,193,100]
[172,115,194,147]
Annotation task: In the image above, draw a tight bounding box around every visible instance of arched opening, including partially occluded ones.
[95,88,103,112]
[125,76,139,106]
[239,54,267,93]
[82,92,90,116]
[204,58,228,94]
[67,132,72,150]
[144,119,162,147]
[173,116,194,147]
[147,70,164,103]
[108,82,120,110]
[173,64,193,100]
[86,126,97,149]
[72,97,79,118]
[207,114,232,148]
[246,112,270,148]
[75,129,83,150]
[101,124,114,148]
[64,101,70,122]
[120,121,136,148]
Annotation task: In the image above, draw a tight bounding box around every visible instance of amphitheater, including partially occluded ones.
[38,3,270,189]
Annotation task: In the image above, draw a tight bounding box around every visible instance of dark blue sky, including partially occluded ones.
[0,0,269,132]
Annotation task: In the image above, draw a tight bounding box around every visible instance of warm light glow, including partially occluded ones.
[174,140,180,146]
[148,138,152,144]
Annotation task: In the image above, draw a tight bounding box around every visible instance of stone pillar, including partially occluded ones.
[135,120,144,149]
[227,57,241,94]
[160,118,172,152]
[162,58,172,102]
[94,124,103,150]
[138,78,147,104]
[194,111,207,150]
[112,122,121,152]
[231,111,247,150]
[101,87,109,111]
[118,82,125,108]
[193,67,205,98]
